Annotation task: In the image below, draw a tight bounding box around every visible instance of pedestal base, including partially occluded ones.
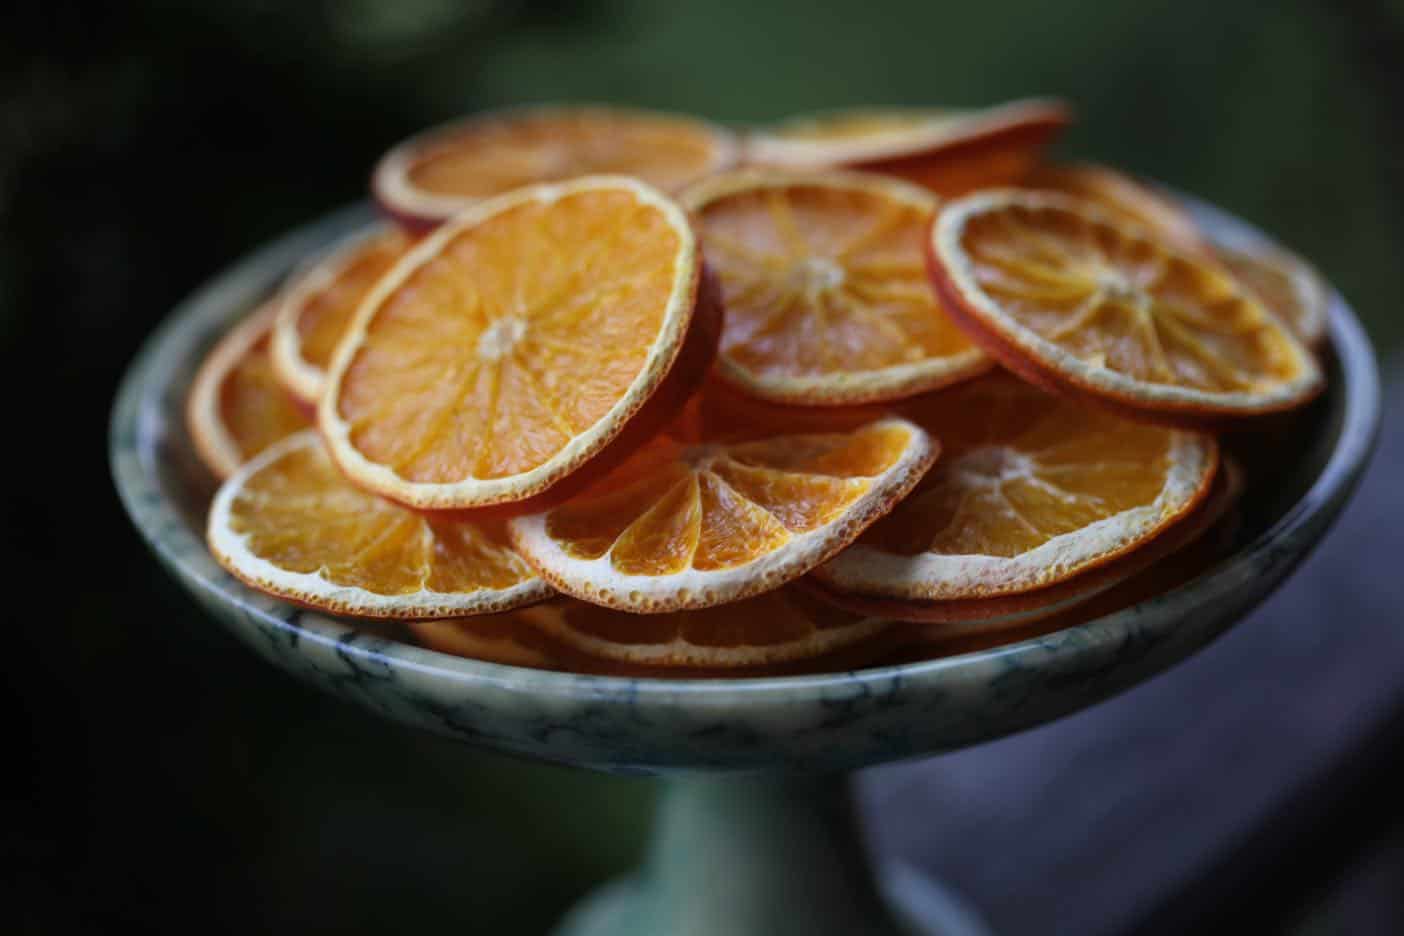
[552,775,990,936]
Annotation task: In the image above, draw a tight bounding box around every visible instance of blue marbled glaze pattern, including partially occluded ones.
[109,197,1380,775]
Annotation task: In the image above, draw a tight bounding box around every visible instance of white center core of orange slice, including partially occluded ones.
[789,256,846,295]
[682,443,726,471]
[953,446,1036,488]
[1096,270,1143,305]
[478,317,527,362]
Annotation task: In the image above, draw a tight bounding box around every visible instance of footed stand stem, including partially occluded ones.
[554,772,986,936]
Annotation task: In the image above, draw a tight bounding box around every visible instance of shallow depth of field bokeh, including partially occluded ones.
[5,1,1402,933]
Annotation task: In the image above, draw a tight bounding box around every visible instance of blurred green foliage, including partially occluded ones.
[5,0,1402,933]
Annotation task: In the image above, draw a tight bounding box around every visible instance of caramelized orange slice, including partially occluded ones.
[321,177,718,510]
[373,106,738,230]
[813,374,1218,601]
[746,99,1070,196]
[186,301,311,479]
[208,431,551,618]
[930,190,1323,423]
[683,169,989,405]
[271,225,412,405]
[508,417,937,612]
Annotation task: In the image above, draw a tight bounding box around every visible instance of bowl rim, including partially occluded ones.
[110,196,1381,708]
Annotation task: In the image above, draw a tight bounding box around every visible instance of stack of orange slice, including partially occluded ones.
[181,101,1330,678]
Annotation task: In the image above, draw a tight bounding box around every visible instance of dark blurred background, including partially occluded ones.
[5,1,1403,933]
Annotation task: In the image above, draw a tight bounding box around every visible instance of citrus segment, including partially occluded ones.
[746,99,1071,196]
[373,106,738,229]
[509,417,937,612]
[271,224,412,405]
[186,301,312,480]
[1024,163,1209,258]
[208,431,551,618]
[813,374,1217,601]
[1215,240,1330,347]
[321,177,713,510]
[684,170,988,405]
[929,190,1323,422]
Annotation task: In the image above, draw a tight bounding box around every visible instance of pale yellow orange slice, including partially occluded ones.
[208,431,551,618]
[683,169,989,405]
[373,106,738,230]
[186,301,311,480]
[813,374,1218,601]
[320,176,718,510]
[929,190,1323,424]
[271,224,412,405]
[508,417,937,612]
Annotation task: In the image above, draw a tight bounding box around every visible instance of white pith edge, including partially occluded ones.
[715,349,993,405]
[372,105,740,224]
[507,418,939,613]
[186,299,281,480]
[744,98,1069,169]
[320,175,700,509]
[681,168,992,402]
[814,431,1217,601]
[934,189,1324,413]
[207,431,553,618]
[270,222,397,406]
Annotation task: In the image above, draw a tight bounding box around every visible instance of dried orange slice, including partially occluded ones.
[683,169,989,405]
[186,301,311,480]
[746,99,1070,196]
[812,374,1218,602]
[812,451,1238,624]
[373,106,738,230]
[1215,240,1330,347]
[1023,163,1209,258]
[410,615,562,669]
[320,176,719,511]
[208,431,551,618]
[271,225,412,405]
[930,190,1324,424]
[516,587,886,667]
[508,417,937,612]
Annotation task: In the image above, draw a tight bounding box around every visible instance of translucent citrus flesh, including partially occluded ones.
[228,440,536,596]
[525,587,877,663]
[336,189,683,483]
[696,184,977,389]
[859,376,1178,560]
[219,333,310,461]
[1024,164,1206,257]
[295,229,410,373]
[1218,247,1325,345]
[960,203,1306,393]
[408,111,726,198]
[544,422,914,576]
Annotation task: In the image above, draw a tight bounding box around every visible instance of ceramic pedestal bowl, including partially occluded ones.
[111,195,1379,936]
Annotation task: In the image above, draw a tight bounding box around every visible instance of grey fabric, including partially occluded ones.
[864,362,1404,936]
